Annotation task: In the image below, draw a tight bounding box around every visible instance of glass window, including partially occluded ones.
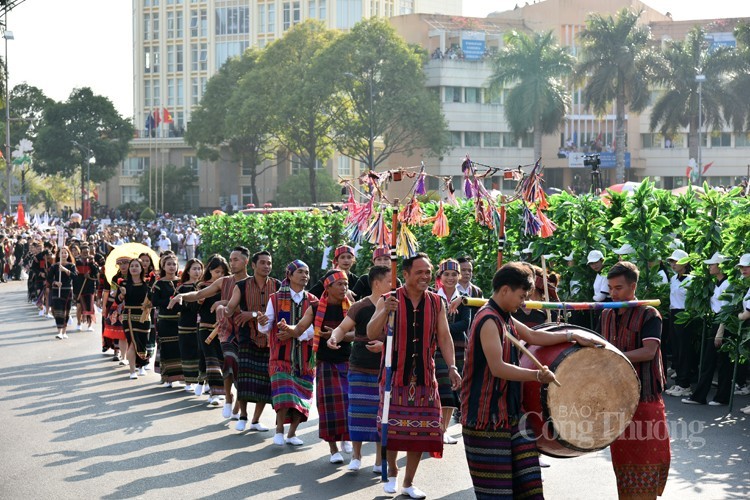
[121,186,145,204]
[259,4,266,33]
[121,157,149,177]
[144,13,151,40]
[177,78,184,105]
[484,132,500,147]
[736,132,750,147]
[167,78,175,106]
[444,86,461,103]
[184,156,199,174]
[241,185,255,206]
[465,132,480,147]
[152,13,159,39]
[710,131,731,147]
[167,11,175,38]
[450,131,461,147]
[309,0,316,19]
[144,80,152,107]
[191,77,200,105]
[176,44,184,71]
[336,0,362,29]
[319,0,326,18]
[153,80,160,107]
[190,9,199,37]
[176,10,184,38]
[269,4,276,31]
[200,9,207,37]
[502,132,516,148]
[521,133,534,148]
[465,87,481,103]
[338,156,352,177]
[167,45,175,72]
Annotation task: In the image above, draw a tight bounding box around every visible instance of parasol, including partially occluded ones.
[212,209,226,216]
[105,242,160,284]
[604,181,641,194]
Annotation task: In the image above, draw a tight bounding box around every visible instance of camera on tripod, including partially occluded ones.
[583,154,601,171]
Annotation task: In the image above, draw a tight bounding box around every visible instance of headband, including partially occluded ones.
[286,259,308,277]
[116,257,131,264]
[323,270,348,289]
[438,260,460,275]
[372,246,389,261]
[334,245,355,260]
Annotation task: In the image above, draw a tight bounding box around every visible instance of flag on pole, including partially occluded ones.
[162,108,173,124]
[154,109,161,127]
[145,113,155,132]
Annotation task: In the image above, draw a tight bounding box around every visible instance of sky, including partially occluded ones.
[5,0,750,119]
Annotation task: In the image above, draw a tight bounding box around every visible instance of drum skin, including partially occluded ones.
[519,323,640,458]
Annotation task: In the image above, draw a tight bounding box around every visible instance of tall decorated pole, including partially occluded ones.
[380,197,398,482]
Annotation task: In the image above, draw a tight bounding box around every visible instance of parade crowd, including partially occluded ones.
[3,218,750,500]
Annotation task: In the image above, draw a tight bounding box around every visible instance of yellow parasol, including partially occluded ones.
[105,242,160,284]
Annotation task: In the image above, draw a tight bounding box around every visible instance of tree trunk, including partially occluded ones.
[247,151,260,206]
[308,152,318,205]
[533,119,543,163]
[615,80,626,184]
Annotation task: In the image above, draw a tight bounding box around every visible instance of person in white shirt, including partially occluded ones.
[736,254,750,414]
[142,232,152,249]
[683,252,731,406]
[157,233,171,253]
[185,228,198,260]
[664,249,696,397]
[587,250,609,302]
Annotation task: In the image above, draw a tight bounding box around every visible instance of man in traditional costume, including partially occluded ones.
[600,261,670,499]
[74,244,99,331]
[367,253,460,499]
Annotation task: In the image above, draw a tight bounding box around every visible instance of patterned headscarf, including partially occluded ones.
[372,246,389,261]
[282,259,308,286]
[334,245,355,261]
[312,270,350,352]
[276,260,309,321]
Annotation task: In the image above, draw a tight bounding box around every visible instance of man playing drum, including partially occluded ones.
[600,261,670,499]
[460,262,603,499]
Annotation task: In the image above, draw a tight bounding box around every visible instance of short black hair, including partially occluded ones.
[457,255,474,264]
[251,250,271,264]
[492,262,534,293]
[368,265,390,283]
[233,246,250,259]
[607,261,639,284]
[402,252,431,272]
[203,254,229,281]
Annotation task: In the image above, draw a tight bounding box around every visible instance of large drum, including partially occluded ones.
[519,323,640,458]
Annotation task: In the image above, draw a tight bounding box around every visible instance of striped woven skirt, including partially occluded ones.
[610,399,671,499]
[434,348,458,408]
[122,307,151,368]
[236,341,272,403]
[103,301,126,341]
[347,368,380,443]
[377,384,442,455]
[199,325,225,395]
[51,290,73,329]
[221,334,239,380]
[270,361,314,422]
[463,424,544,500]
[146,309,156,358]
[157,317,184,383]
[178,325,201,384]
[316,361,350,442]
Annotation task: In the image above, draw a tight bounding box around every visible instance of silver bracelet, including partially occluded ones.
[535,370,542,382]
[566,331,573,342]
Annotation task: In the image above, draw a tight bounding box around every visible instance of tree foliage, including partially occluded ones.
[275,170,341,207]
[138,164,197,215]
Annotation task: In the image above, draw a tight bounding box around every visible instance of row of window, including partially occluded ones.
[121,156,200,178]
[144,43,207,75]
[449,131,534,148]
[442,86,505,105]
[642,132,750,148]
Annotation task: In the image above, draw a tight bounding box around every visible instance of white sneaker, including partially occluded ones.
[222,403,233,418]
[208,396,222,406]
[443,434,458,444]
[249,422,269,432]
[138,367,147,376]
[194,384,203,396]
[347,459,361,471]
[87,325,95,332]
[384,477,398,494]
[734,384,750,396]
[342,441,353,454]
[401,486,427,499]
[62,333,68,339]
[273,433,285,446]
[184,384,194,392]
[665,386,692,397]
[741,405,750,415]
[129,373,138,380]
[143,364,151,371]
[285,436,304,446]
[372,464,382,474]
[55,333,64,340]
[38,309,44,316]
[77,324,83,331]
[236,419,248,431]
[330,452,344,464]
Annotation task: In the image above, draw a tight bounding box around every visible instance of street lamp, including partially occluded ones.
[3,28,13,213]
[696,74,706,185]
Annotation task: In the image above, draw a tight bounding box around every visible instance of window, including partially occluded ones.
[176,10,184,37]
[487,89,501,105]
[184,156,199,174]
[177,78,184,105]
[121,157,149,177]
[465,87,481,103]
[144,80,152,107]
[190,9,199,36]
[176,44,184,71]
[319,0,326,19]
[283,2,301,31]
[200,9,207,36]
[484,132,500,147]
[215,7,250,35]
[167,78,175,105]
[399,0,414,15]
[641,133,657,148]
[241,185,256,206]
[449,131,462,147]
[521,133,534,148]
[268,4,276,32]
[191,77,200,105]
[167,45,175,72]
[259,4,266,33]
[465,132,481,147]
[121,186,144,204]
[151,48,160,73]
[444,86,461,103]
[309,0,316,19]
[336,0,362,29]
[710,131,731,147]
[215,41,251,69]
[191,43,207,71]
[152,13,160,39]
[144,13,151,40]
[338,156,352,177]
[153,80,160,107]
[309,0,327,20]
[502,133,516,148]
[167,11,175,38]
[144,47,153,73]
[736,132,750,147]
[291,156,322,176]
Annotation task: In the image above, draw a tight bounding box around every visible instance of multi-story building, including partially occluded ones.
[100,0,463,210]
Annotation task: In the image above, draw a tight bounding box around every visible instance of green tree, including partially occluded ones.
[33,88,134,183]
[4,84,53,145]
[260,20,341,204]
[323,18,448,169]
[487,30,574,160]
[138,164,198,214]
[186,49,276,205]
[276,170,340,207]
[650,27,738,170]
[576,8,656,183]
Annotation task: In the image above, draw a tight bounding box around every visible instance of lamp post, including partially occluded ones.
[696,74,706,185]
[3,26,13,213]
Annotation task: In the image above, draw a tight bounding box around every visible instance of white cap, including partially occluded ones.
[669,239,684,250]
[703,252,727,265]
[563,252,575,262]
[667,249,689,262]
[736,253,750,267]
[614,243,635,255]
[521,244,533,254]
[587,250,604,264]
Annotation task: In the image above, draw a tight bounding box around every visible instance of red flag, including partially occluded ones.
[163,108,173,124]
[702,162,714,175]
[16,203,26,227]
[153,109,161,126]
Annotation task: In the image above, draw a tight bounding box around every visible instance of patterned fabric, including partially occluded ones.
[334,245,354,260]
[198,325,225,395]
[269,289,317,377]
[372,246,389,260]
[218,276,237,343]
[221,341,239,380]
[463,424,544,500]
[610,399,671,499]
[122,307,151,368]
[238,276,279,348]
[236,341,272,403]
[312,270,350,353]
[158,317,184,383]
[434,350,458,408]
[270,365,314,422]
[378,384,442,454]
[178,325,201,384]
[601,306,665,401]
[347,368,380,443]
[283,260,308,286]
[51,291,73,329]
[316,361,350,442]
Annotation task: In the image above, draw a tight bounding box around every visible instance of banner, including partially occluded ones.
[461,31,486,61]
[569,152,631,169]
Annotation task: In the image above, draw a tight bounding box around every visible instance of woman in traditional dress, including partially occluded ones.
[176,258,203,393]
[150,253,183,386]
[47,246,78,340]
[196,255,229,405]
[139,252,158,370]
[117,258,151,379]
[434,259,470,444]
[103,257,130,361]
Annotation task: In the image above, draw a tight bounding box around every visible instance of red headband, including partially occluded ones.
[324,270,348,289]
[334,245,354,260]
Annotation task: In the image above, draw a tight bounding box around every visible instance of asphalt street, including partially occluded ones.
[1,279,748,499]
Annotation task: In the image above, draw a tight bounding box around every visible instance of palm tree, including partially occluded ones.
[649,27,738,174]
[487,30,574,161]
[576,8,656,183]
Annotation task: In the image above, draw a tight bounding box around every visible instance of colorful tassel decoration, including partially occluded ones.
[464,177,473,198]
[428,202,449,238]
[522,205,542,236]
[537,208,557,238]
[414,171,426,195]
[399,197,424,226]
[396,224,419,258]
[445,179,458,206]
[365,211,392,247]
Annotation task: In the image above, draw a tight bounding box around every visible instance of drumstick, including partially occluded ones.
[505,332,562,387]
